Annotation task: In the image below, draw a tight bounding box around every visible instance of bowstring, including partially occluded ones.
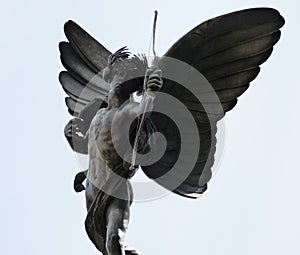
[130,10,158,170]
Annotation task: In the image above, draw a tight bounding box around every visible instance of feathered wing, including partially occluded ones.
[59,21,111,153]
[141,8,285,198]
[59,20,110,118]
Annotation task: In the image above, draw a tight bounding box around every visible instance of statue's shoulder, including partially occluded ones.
[89,108,108,128]
[118,101,139,114]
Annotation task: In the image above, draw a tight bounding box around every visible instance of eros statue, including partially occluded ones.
[59,8,284,255]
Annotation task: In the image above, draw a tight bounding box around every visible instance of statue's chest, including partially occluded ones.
[97,109,116,142]
[93,109,122,166]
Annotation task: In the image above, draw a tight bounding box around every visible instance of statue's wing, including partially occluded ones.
[141,8,285,198]
[59,20,111,117]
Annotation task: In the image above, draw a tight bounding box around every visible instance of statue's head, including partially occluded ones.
[103,47,148,104]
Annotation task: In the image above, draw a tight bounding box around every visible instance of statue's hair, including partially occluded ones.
[130,54,148,76]
[108,46,130,66]
[108,47,148,77]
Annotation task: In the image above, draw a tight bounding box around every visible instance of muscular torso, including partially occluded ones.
[85,102,140,208]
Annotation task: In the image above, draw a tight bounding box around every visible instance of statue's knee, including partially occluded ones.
[106,234,121,253]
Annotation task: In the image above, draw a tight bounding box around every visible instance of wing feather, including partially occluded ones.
[64,20,111,72]
[65,97,86,116]
[59,20,111,118]
[59,42,108,93]
[59,71,95,104]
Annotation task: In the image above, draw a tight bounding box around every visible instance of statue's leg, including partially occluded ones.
[105,198,130,255]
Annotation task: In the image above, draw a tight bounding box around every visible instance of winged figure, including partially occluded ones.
[59,8,284,255]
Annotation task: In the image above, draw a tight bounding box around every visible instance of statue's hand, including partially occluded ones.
[146,68,163,92]
[74,170,87,193]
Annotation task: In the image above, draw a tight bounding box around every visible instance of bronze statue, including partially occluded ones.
[59,8,284,255]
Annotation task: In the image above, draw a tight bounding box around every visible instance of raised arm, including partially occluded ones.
[131,67,163,116]
[115,68,163,171]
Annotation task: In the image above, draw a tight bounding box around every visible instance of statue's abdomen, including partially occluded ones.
[96,108,123,171]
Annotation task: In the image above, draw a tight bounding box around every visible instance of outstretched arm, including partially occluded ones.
[120,68,163,170]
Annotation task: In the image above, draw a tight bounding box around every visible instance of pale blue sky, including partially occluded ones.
[1,0,299,254]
